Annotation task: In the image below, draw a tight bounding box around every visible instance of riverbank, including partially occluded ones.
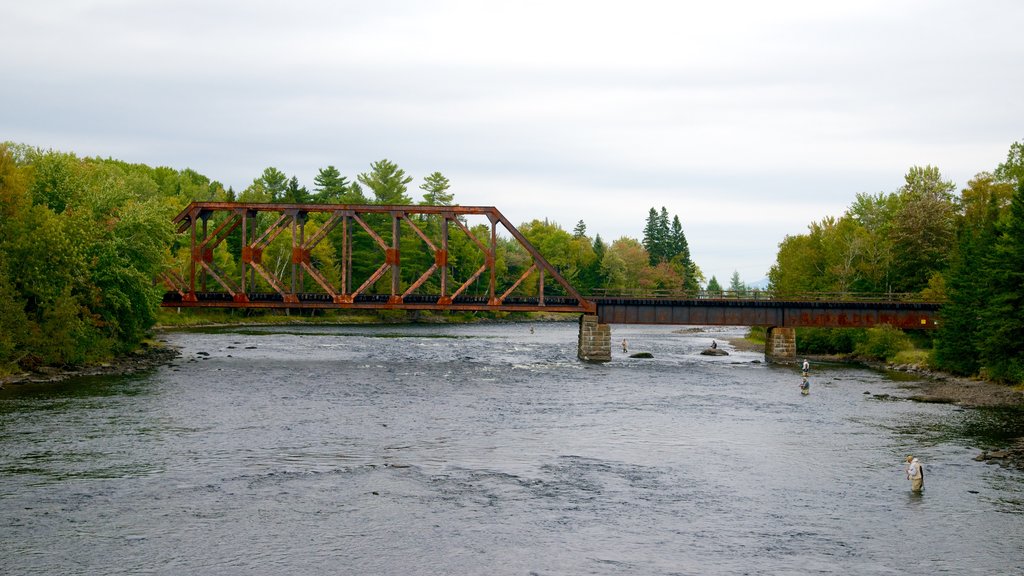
[725,335,1024,408]
[0,340,181,387]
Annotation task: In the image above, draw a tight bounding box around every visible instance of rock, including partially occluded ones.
[629,352,654,359]
[700,348,729,356]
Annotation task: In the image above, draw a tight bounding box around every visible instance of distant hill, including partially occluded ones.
[748,277,770,290]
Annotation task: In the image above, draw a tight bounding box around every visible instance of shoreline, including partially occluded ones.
[0,341,181,387]
[725,336,1024,409]
[6,329,1022,410]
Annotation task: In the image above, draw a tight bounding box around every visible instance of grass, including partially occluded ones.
[890,349,932,367]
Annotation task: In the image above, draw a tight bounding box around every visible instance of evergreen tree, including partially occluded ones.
[977,180,1024,383]
[642,208,660,263]
[573,220,587,238]
[282,176,310,203]
[257,167,289,202]
[312,166,349,203]
[706,275,722,295]
[419,172,453,205]
[729,271,748,296]
[669,215,690,262]
[933,195,1000,375]
[358,159,413,205]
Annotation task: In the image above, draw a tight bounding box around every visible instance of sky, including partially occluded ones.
[3,1,1023,286]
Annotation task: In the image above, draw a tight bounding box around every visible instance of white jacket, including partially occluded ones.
[907,458,922,479]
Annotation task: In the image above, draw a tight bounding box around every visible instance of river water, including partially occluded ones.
[1,322,1022,575]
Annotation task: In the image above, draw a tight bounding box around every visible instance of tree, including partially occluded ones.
[572,220,587,238]
[934,192,1000,375]
[282,176,311,204]
[642,208,664,264]
[358,159,413,205]
[729,270,748,296]
[706,275,722,294]
[606,237,654,291]
[419,171,453,205]
[577,233,607,293]
[312,166,349,203]
[994,140,1024,187]
[977,180,1024,383]
[256,167,289,202]
[889,165,957,292]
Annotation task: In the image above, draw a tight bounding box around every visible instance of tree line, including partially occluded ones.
[768,141,1024,384]
[0,143,704,373]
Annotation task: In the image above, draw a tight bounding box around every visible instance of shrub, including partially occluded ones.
[796,327,864,354]
[854,325,912,361]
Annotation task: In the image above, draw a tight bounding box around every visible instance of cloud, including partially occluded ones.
[3,0,1023,285]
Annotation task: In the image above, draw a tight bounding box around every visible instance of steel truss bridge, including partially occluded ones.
[161,202,940,330]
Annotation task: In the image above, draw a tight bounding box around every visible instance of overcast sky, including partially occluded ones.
[3,1,1022,285]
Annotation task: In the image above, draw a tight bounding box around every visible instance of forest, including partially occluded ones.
[768,142,1024,384]
[0,143,700,373]
[1,140,1022,385]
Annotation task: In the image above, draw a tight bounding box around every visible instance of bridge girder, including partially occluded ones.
[161,202,595,314]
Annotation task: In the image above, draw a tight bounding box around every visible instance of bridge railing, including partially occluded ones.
[587,288,941,303]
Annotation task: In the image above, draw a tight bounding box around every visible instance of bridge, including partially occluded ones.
[161,202,940,362]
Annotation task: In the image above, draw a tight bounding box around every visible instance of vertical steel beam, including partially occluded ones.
[391,212,401,299]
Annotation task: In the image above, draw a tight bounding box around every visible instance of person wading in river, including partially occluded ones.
[906,455,924,492]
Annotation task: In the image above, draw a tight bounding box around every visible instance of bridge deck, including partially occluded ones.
[163,292,940,329]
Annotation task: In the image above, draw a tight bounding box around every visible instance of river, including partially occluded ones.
[1,322,1022,575]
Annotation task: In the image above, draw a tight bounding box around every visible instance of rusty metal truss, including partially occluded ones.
[161,202,596,314]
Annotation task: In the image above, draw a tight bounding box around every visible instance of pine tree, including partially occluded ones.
[669,215,690,262]
[419,172,453,205]
[657,207,671,262]
[358,159,413,205]
[642,208,660,263]
[706,275,722,295]
[283,176,310,203]
[312,166,349,203]
[978,181,1024,383]
[573,220,587,238]
[933,196,1000,375]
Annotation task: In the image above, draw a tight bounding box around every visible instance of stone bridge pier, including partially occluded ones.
[578,316,798,364]
[765,326,796,363]
[577,315,611,362]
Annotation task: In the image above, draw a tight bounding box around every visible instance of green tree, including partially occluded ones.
[358,159,413,205]
[706,275,722,294]
[607,237,654,291]
[27,149,85,213]
[994,140,1024,187]
[282,176,311,203]
[889,165,957,293]
[312,166,350,203]
[572,220,587,238]
[934,192,1001,375]
[419,172,453,205]
[728,270,748,296]
[257,167,289,202]
[642,208,664,264]
[977,180,1024,383]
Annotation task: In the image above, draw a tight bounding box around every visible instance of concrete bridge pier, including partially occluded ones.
[765,326,796,363]
[578,315,611,362]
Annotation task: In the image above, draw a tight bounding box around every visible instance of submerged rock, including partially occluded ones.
[629,352,654,359]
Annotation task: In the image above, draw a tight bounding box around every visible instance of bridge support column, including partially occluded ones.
[578,315,611,362]
[765,326,796,363]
